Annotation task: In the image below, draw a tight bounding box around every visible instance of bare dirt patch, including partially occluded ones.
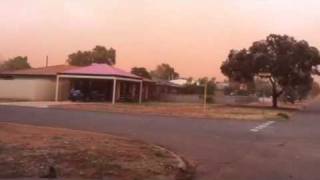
[52,102,298,121]
[0,123,190,180]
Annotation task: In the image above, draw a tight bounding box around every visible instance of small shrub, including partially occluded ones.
[206,97,214,104]
[277,112,290,120]
[154,151,166,158]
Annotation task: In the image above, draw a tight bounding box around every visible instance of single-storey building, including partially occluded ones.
[0,65,75,101]
[150,79,182,100]
[0,64,155,104]
[56,63,146,103]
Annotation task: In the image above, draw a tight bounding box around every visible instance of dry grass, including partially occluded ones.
[0,123,184,180]
[52,102,300,121]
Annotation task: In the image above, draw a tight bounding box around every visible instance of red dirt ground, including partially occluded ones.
[0,122,186,180]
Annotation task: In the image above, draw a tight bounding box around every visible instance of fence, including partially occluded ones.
[159,93,259,105]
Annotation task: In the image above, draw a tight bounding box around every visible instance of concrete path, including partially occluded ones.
[0,99,320,180]
[0,101,74,108]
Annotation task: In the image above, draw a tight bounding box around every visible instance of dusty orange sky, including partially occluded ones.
[0,0,320,81]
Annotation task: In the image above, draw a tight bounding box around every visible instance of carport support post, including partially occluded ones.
[55,75,60,101]
[139,81,143,104]
[112,78,117,104]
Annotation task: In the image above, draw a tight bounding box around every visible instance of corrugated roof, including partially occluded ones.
[1,64,150,81]
[142,78,155,83]
[1,65,77,76]
[153,78,182,87]
[60,63,142,79]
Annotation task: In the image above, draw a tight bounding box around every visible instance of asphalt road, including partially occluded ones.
[0,100,320,180]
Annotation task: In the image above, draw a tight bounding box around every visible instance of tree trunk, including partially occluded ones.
[272,94,278,108]
[270,79,279,108]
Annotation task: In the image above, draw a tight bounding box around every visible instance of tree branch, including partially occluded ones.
[268,76,275,84]
[276,89,284,97]
[268,77,283,97]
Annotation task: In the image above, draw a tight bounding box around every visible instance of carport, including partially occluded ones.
[55,64,143,104]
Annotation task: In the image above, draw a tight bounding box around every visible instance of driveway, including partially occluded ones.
[0,99,320,180]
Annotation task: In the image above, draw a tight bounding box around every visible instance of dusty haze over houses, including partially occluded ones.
[0,0,320,80]
[0,53,5,62]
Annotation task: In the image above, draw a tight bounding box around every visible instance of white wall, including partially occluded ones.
[0,77,57,101]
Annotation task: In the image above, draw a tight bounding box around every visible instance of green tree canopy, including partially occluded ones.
[0,56,31,71]
[67,51,92,66]
[92,46,116,65]
[131,67,151,79]
[150,63,179,80]
[221,34,320,108]
[67,45,116,66]
[198,77,216,95]
[181,77,216,95]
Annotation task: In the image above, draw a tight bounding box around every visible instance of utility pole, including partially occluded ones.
[204,82,208,111]
[46,55,49,67]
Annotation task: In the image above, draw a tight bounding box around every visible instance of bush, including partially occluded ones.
[277,112,290,120]
[206,97,214,103]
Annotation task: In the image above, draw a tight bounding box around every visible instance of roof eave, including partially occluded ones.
[58,73,142,80]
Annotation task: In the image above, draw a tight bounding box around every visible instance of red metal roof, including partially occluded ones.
[0,65,77,76]
[61,63,142,79]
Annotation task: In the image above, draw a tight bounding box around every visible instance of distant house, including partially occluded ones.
[0,64,156,103]
[150,79,181,100]
[169,78,188,86]
[215,81,229,91]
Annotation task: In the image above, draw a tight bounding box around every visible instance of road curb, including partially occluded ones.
[154,145,196,180]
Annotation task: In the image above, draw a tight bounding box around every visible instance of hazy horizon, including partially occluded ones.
[1,0,320,81]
